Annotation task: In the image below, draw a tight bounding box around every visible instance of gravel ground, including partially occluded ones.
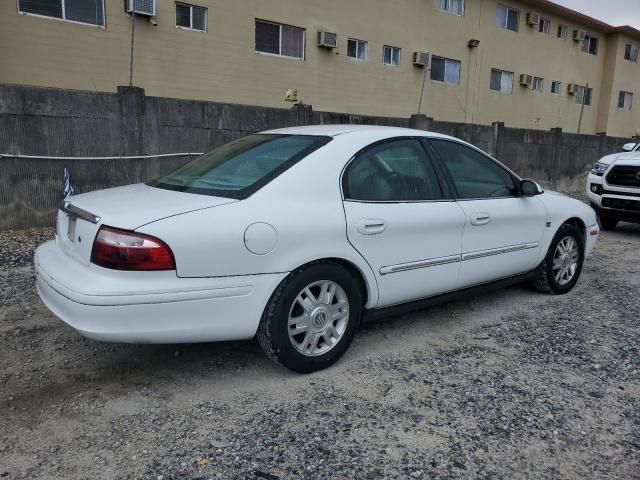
[0,223,639,479]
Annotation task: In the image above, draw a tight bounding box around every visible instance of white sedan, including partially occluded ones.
[35,126,599,372]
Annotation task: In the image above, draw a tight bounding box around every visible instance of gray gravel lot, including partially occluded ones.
[0,223,639,479]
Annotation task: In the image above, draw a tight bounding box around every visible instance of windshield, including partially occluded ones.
[148,134,331,199]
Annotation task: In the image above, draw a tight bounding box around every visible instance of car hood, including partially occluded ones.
[598,151,640,166]
[66,183,237,230]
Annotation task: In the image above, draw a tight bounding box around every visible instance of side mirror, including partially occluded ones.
[622,143,637,152]
[520,180,543,196]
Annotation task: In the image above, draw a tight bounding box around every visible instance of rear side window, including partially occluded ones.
[343,139,443,201]
[429,140,517,199]
[149,134,330,199]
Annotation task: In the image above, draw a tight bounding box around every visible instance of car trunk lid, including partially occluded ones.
[56,183,236,265]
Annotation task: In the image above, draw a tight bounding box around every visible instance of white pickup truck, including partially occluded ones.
[586,141,640,230]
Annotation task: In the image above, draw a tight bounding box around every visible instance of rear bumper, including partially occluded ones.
[35,240,287,343]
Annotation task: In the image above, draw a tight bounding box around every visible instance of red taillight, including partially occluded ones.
[91,226,175,271]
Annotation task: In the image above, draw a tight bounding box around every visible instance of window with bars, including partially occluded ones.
[532,77,544,92]
[490,69,514,93]
[557,25,568,39]
[581,35,598,55]
[430,56,461,85]
[176,3,206,32]
[347,39,368,60]
[382,46,401,66]
[624,43,639,62]
[255,20,305,59]
[576,86,593,106]
[496,4,519,32]
[551,81,562,95]
[618,91,633,111]
[18,0,104,26]
[538,18,550,34]
[436,0,464,16]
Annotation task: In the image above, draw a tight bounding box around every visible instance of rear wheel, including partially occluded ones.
[532,224,584,295]
[257,263,362,373]
[599,216,618,231]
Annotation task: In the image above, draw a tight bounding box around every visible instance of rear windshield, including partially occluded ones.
[148,134,331,199]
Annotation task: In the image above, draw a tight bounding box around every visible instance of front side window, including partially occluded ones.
[149,135,330,199]
[176,3,207,31]
[576,86,593,106]
[430,56,461,85]
[551,80,562,95]
[490,68,514,93]
[344,140,443,202]
[383,46,401,66]
[430,140,517,199]
[436,0,464,15]
[496,4,519,32]
[347,38,367,60]
[557,24,567,38]
[582,35,598,55]
[18,0,104,26]
[532,76,544,92]
[618,91,633,111]
[539,18,550,34]
[255,20,305,59]
[625,43,639,62]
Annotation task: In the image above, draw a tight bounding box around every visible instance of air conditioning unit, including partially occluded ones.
[126,0,156,16]
[317,31,337,48]
[573,29,586,42]
[519,74,533,86]
[413,51,430,67]
[526,12,540,26]
[567,83,579,95]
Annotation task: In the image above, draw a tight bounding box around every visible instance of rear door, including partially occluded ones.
[426,139,547,288]
[342,138,466,307]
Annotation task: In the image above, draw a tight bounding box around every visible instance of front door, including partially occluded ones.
[427,139,547,287]
[342,138,466,307]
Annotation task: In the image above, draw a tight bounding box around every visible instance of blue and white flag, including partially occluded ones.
[63,167,74,198]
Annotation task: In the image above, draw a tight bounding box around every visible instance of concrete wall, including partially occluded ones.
[0,85,634,230]
[2,0,639,136]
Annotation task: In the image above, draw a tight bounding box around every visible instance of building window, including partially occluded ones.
[431,56,461,85]
[17,0,104,26]
[255,20,305,59]
[618,91,633,111]
[496,4,519,32]
[490,69,514,93]
[176,3,206,31]
[551,81,562,95]
[383,46,401,66]
[557,24,568,38]
[539,18,550,34]
[581,35,598,55]
[347,38,368,60]
[576,86,593,106]
[624,43,639,62]
[532,76,544,92]
[436,0,464,16]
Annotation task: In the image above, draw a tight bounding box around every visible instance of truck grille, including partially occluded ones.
[606,166,640,188]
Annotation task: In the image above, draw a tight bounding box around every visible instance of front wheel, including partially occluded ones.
[532,224,585,295]
[257,263,362,373]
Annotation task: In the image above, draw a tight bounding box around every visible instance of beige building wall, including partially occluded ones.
[1,0,638,136]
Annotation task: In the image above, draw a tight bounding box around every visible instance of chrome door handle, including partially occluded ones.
[470,212,491,226]
[357,219,386,235]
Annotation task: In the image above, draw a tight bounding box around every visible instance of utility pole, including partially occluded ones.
[417,66,428,114]
[128,6,136,87]
[577,81,589,134]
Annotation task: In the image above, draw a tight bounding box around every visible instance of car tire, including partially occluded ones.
[531,224,585,295]
[599,216,618,231]
[257,262,362,373]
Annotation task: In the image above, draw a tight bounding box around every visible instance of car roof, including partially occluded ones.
[262,124,457,140]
